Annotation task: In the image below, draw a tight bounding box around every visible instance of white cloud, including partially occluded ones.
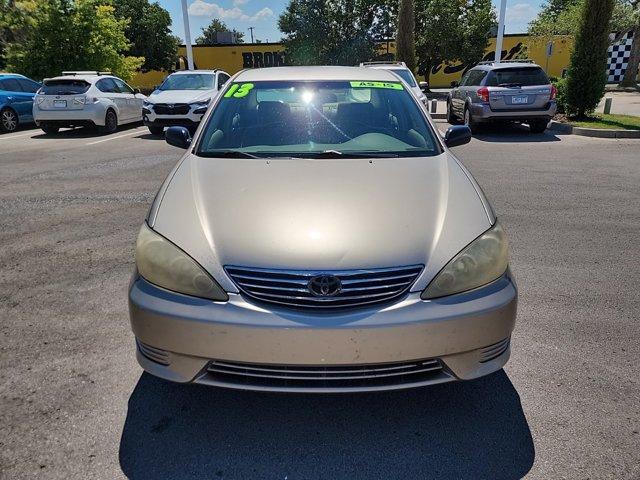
[233,0,248,6]
[189,0,273,22]
[505,3,537,24]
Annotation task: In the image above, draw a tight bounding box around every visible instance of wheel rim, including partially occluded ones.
[2,110,17,131]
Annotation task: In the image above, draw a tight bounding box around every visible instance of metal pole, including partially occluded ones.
[249,27,255,43]
[495,0,507,63]
[181,0,194,70]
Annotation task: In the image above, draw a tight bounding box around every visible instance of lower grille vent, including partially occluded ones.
[479,337,510,363]
[137,340,170,365]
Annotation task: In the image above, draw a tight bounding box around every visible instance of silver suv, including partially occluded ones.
[447,61,557,134]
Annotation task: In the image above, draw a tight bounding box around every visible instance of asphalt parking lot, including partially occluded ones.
[1,122,639,480]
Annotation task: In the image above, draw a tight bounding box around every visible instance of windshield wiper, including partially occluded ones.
[199,150,259,158]
[305,150,399,158]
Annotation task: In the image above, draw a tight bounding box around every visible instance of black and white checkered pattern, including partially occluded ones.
[607,30,634,83]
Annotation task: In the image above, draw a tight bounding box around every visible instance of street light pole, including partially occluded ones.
[248,26,255,43]
[181,0,194,70]
[495,0,507,63]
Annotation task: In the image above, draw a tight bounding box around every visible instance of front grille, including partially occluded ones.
[225,265,423,309]
[203,358,451,391]
[153,103,190,115]
[480,337,510,363]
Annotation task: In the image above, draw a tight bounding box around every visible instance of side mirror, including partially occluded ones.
[450,81,459,88]
[419,81,429,92]
[444,125,472,148]
[165,126,192,149]
[133,88,141,94]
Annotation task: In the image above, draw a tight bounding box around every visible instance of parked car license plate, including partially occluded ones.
[512,96,528,104]
[53,100,67,108]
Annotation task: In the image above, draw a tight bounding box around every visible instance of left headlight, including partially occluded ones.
[421,222,509,299]
[135,223,228,301]
[190,98,210,107]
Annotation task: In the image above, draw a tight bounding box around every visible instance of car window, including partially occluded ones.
[113,78,134,94]
[197,80,441,158]
[459,72,471,87]
[159,73,215,91]
[486,67,549,86]
[41,79,91,95]
[389,69,417,87]
[467,70,487,86]
[0,78,22,92]
[96,78,118,93]
[217,73,230,90]
[18,78,40,93]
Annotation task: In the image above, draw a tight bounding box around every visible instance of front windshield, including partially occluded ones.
[390,69,417,87]
[158,73,215,91]
[197,80,440,158]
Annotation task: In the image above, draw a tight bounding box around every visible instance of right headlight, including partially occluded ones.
[421,222,509,299]
[135,223,228,301]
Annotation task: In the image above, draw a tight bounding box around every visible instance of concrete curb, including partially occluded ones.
[548,120,640,138]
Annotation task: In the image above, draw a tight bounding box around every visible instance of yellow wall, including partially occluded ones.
[131,35,574,89]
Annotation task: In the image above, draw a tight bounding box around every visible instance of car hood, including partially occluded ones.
[148,89,214,104]
[152,153,493,293]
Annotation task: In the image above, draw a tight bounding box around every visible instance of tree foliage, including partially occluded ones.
[414,0,495,82]
[396,0,416,72]
[278,0,387,65]
[113,0,180,71]
[565,0,615,117]
[195,18,245,45]
[4,0,143,80]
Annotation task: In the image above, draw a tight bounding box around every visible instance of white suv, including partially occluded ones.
[360,61,427,105]
[33,71,145,134]
[142,69,231,135]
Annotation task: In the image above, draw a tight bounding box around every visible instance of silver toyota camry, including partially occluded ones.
[129,66,517,392]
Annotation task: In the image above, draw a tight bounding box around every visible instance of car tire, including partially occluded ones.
[148,125,164,136]
[529,120,548,134]
[446,101,458,124]
[463,106,478,134]
[0,108,18,133]
[100,109,118,134]
[40,124,60,134]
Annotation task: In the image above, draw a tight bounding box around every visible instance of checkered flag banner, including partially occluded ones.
[607,30,635,83]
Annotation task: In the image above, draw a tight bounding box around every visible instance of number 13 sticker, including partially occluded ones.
[224,83,254,98]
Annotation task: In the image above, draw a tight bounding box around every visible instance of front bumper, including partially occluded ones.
[129,272,518,392]
[143,105,204,129]
[471,101,557,122]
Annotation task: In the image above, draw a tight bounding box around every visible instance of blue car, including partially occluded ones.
[0,73,41,133]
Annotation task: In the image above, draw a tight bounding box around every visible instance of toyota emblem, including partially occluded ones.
[308,275,342,297]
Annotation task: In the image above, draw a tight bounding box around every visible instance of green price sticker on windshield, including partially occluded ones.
[350,81,403,90]
[224,83,255,98]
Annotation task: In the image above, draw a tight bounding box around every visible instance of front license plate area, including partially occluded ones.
[53,100,67,108]
[511,96,528,105]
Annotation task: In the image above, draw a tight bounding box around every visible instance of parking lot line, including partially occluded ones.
[85,128,145,146]
[0,131,38,140]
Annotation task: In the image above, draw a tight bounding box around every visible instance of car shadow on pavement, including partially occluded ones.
[119,370,534,480]
[473,123,562,143]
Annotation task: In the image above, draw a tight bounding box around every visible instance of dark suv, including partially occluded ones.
[447,61,557,134]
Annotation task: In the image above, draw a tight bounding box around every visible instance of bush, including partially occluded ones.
[564,0,615,118]
[552,77,568,114]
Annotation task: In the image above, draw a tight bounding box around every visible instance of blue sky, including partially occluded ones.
[157,0,545,44]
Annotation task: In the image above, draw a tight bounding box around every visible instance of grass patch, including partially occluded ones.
[568,113,640,130]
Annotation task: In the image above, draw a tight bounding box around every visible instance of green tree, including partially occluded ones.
[113,0,180,71]
[618,1,639,87]
[565,0,615,117]
[279,0,382,65]
[414,0,495,84]
[396,0,416,72]
[195,18,245,45]
[6,0,143,80]
[0,0,39,68]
